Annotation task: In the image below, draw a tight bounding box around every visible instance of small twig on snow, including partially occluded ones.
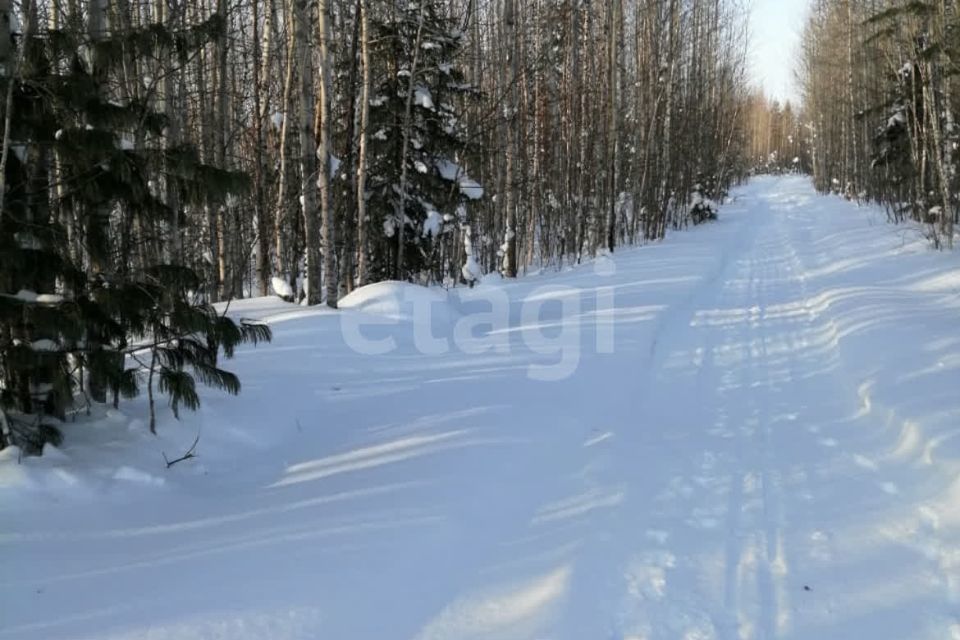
[162,431,200,469]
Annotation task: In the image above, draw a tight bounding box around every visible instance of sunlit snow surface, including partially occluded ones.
[3,176,960,640]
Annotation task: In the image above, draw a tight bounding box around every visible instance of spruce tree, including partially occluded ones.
[364,0,479,283]
[0,11,270,454]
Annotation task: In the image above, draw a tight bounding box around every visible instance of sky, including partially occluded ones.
[749,0,812,106]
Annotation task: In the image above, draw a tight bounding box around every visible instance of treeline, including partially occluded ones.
[14,0,755,303]
[0,0,755,453]
[799,0,959,248]
[0,0,277,453]
[743,92,810,174]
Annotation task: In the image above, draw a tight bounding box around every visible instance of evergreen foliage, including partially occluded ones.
[365,1,477,283]
[0,15,270,454]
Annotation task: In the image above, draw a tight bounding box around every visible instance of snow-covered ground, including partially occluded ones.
[3,176,960,640]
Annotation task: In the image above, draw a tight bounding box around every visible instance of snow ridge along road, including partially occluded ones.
[2,175,960,640]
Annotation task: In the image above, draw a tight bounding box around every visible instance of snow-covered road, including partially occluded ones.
[3,176,960,639]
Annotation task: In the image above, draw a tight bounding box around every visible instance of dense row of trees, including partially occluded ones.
[799,0,960,248]
[0,0,757,453]
[459,0,753,276]
[743,93,810,174]
[7,0,757,303]
[0,0,276,453]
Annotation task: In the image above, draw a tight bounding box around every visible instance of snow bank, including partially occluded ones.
[339,280,458,326]
[271,276,294,299]
[477,272,506,287]
[4,176,960,640]
[0,444,87,495]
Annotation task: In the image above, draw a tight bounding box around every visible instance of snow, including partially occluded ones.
[3,176,960,639]
[271,276,294,299]
[461,255,482,283]
[113,466,165,487]
[479,271,503,286]
[13,289,32,301]
[457,176,483,200]
[338,280,457,326]
[6,290,63,304]
[460,223,483,285]
[314,154,342,183]
[29,339,59,352]
[435,159,484,200]
[422,210,443,238]
[435,159,460,181]
[8,6,20,35]
[414,87,435,111]
[383,216,397,238]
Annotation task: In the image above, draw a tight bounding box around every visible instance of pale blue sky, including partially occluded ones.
[749,0,812,105]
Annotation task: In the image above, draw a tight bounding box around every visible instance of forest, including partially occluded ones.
[760,0,960,250]
[0,0,754,451]
[6,4,960,638]
[2,0,960,453]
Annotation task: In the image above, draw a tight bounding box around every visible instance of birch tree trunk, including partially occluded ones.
[214,0,233,298]
[605,0,621,253]
[501,0,518,277]
[355,0,371,286]
[275,0,296,290]
[252,0,271,296]
[318,0,338,306]
[294,0,322,305]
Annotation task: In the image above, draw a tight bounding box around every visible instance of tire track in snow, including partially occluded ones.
[725,244,771,640]
[609,180,960,640]
[717,207,802,640]
[754,223,793,640]
[604,200,769,640]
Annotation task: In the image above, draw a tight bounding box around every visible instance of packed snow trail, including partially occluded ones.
[3,176,960,640]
